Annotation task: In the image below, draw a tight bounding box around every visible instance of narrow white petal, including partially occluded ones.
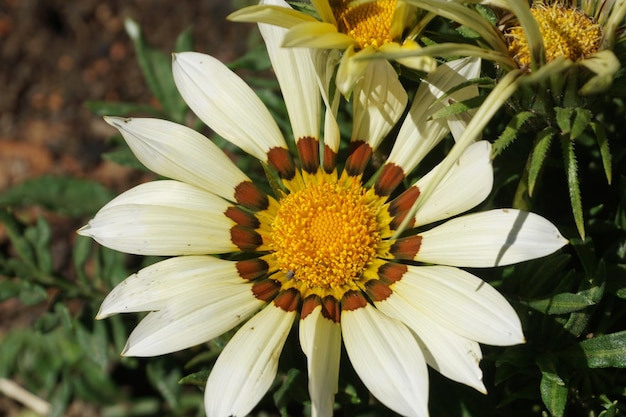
[342,304,429,417]
[376,292,486,393]
[392,266,524,346]
[98,256,244,317]
[413,140,493,226]
[390,57,481,173]
[259,10,321,143]
[123,286,263,356]
[104,117,249,201]
[205,304,296,417]
[351,59,408,150]
[173,52,286,162]
[416,209,568,267]
[79,181,235,255]
[299,306,341,417]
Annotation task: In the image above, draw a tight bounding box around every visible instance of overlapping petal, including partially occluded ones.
[172,52,286,162]
[392,266,525,346]
[342,304,429,417]
[205,304,296,417]
[416,209,568,267]
[78,181,235,256]
[413,140,493,226]
[103,117,249,202]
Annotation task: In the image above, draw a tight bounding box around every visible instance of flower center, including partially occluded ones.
[330,0,396,49]
[507,3,602,67]
[270,176,381,289]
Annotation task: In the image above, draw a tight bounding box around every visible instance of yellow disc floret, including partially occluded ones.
[507,3,602,67]
[330,0,397,49]
[271,175,381,289]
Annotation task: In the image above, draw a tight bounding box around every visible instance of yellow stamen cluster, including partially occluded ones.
[330,0,397,49]
[271,175,381,289]
[507,3,602,67]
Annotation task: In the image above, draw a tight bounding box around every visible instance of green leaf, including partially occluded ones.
[560,135,585,238]
[0,209,35,264]
[570,108,592,140]
[174,26,194,53]
[492,111,535,157]
[538,356,568,417]
[578,331,626,368]
[525,291,595,314]
[0,176,114,217]
[125,18,187,123]
[179,370,210,387]
[430,96,484,120]
[103,144,149,171]
[24,217,53,274]
[147,361,182,410]
[528,126,556,196]
[555,107,574,134]
[590,121,612,184]
[273,368,308,417]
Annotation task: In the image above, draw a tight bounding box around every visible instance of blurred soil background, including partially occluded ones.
[0,0,253,414]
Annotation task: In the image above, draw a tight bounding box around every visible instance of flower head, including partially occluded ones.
[80,16,567,417]
[229,0,437,94]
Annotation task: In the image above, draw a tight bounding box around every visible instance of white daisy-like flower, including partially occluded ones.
[79,13,568,417]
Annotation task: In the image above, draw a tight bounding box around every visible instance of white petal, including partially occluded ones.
[342,304,429,417]
[98,256,243,317]
[390,57,481,173]
[259,12,321,143]
[299,305,341,417]
[173,52,286,162]
[351,59,408,150]
[416,209,568,267]
[335,46,371,95]
[78,181,235,255]
[205,304,296,417]
[375,291,486,393]
[103,117,249,201]
[413,140,493,226]
[392,266,524,346]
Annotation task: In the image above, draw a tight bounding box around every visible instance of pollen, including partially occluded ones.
[507,3,602,67]
[270,174,381,289]
[330,0,396,49]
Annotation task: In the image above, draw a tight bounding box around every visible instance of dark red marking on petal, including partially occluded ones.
[274,288,301,312]
[225,206,260,229]
[389,186,420,230]
[323,144,337,174]
[236,258,269,281]
[365,279,393,302]
[301,294,321,320]
[234,181,269,211]
[230,225,262,251]
[374,163,405,196]
[378,262,408,284]
[297,136,320,174]
[345,141,373,176]
[390,236,422,260]
[340,290,368,311]
[267,147,296,180]
[321,295,341,323]
[252,278,281,302]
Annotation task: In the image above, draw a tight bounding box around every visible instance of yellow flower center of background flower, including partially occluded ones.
[331,0,396,49]
[507,3,602,67]
[271,176,381,289]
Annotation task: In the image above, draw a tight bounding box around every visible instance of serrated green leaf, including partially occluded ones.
[561,135,585,238]
[492,111,535,157]
[0,176,114,217]
[431,96,484,120]
[555,107,574,134]
[570,108,592,140]
[0,209,35,264]
[590,122,612,184]
[525,292,595,314]
[24,217,53,274]
[147,361,182,410]
[528,126,556,196]
[538,356,568,417]
[19,281,48,306]
[578,331,626,368]
[125,18,187,123]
